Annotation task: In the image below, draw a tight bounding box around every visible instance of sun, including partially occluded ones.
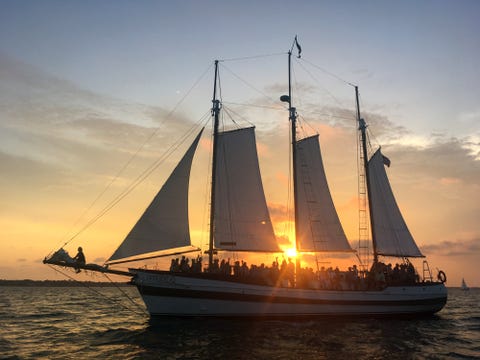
[284,247,297,258]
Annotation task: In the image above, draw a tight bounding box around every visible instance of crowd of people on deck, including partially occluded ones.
[170,256,295,286]
[296,261,418,290]
[169,255,203,273]
[369,261,418,287]
[169,255,420,290]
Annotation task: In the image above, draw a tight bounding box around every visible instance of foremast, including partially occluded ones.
[208,60,221,268]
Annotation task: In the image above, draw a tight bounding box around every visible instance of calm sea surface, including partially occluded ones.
[0,286,478,359]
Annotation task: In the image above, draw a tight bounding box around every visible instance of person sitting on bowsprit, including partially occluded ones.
[73,247,86,273]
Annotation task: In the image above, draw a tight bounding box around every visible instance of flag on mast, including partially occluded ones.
[382,154,391,167]
[294,35,302,58]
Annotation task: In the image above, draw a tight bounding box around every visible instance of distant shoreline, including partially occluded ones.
[0,279,475,289]
[0,279,131,287]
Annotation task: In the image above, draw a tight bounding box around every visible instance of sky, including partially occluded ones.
[1,0,479,286]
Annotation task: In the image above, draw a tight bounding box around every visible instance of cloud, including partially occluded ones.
[0,54,201,193]
[420,238,480,256]
[0,151,74,190]
[276,235,291,247]
[383,136,480,185]
[268,203,289,223]
[457,108,480,125]
[326,106,411,140]
[439,177,462,186]
[290,102,473,175]
[464,133,480,160]
[298,104,479,188]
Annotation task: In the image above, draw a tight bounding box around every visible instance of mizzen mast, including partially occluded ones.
[355,86,379,265]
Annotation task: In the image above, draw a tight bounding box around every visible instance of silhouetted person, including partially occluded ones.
[73,247,86,273]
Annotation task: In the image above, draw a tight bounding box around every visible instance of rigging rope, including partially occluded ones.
[46,264,148,316]
[222,105,254,128]
[54,63,214,253]
[222,106,240,127]
[102,273,148,315]
[54,49,366,261]
[220,63,279,108]
[290,56,359,155]
[300,57,353,87]
[63,112,210,251]
[219,52,286,63]
[222,101,284,111]
[296,58,354,114]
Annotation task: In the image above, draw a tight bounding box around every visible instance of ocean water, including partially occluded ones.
[0,286,478,360]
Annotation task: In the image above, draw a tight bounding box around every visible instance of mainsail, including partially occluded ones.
[107,129,203,263]
[295,135,352,252]
[214,127,279,252]
[367,149,423,257]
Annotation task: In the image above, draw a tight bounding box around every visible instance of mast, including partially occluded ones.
[208,60,221,268]
[289,52,301,268]
[356,86,379,264]
[281,49,300,270]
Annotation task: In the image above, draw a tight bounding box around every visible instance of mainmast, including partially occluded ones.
[208,60,221,268]
[355,86,378,264]
[281,47,300,268]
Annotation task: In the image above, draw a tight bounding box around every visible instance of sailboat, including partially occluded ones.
[44,44,448,317]
[461,278,470,291]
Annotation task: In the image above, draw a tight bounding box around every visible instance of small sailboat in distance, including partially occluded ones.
[461,278,470,291]
[44,40,448,317]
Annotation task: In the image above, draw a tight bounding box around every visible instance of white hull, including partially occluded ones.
[131,269,447,317]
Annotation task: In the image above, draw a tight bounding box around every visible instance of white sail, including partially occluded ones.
[367,149,423,257]
[108,129,203,262]
[214,127,279,252]
[295,135,352,252]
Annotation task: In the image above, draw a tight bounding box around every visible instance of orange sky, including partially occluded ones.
[1,1,479,287]
[1,78,478,287]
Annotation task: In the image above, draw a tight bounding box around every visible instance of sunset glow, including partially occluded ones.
[0,1,478,287]
[284,247,298,259]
